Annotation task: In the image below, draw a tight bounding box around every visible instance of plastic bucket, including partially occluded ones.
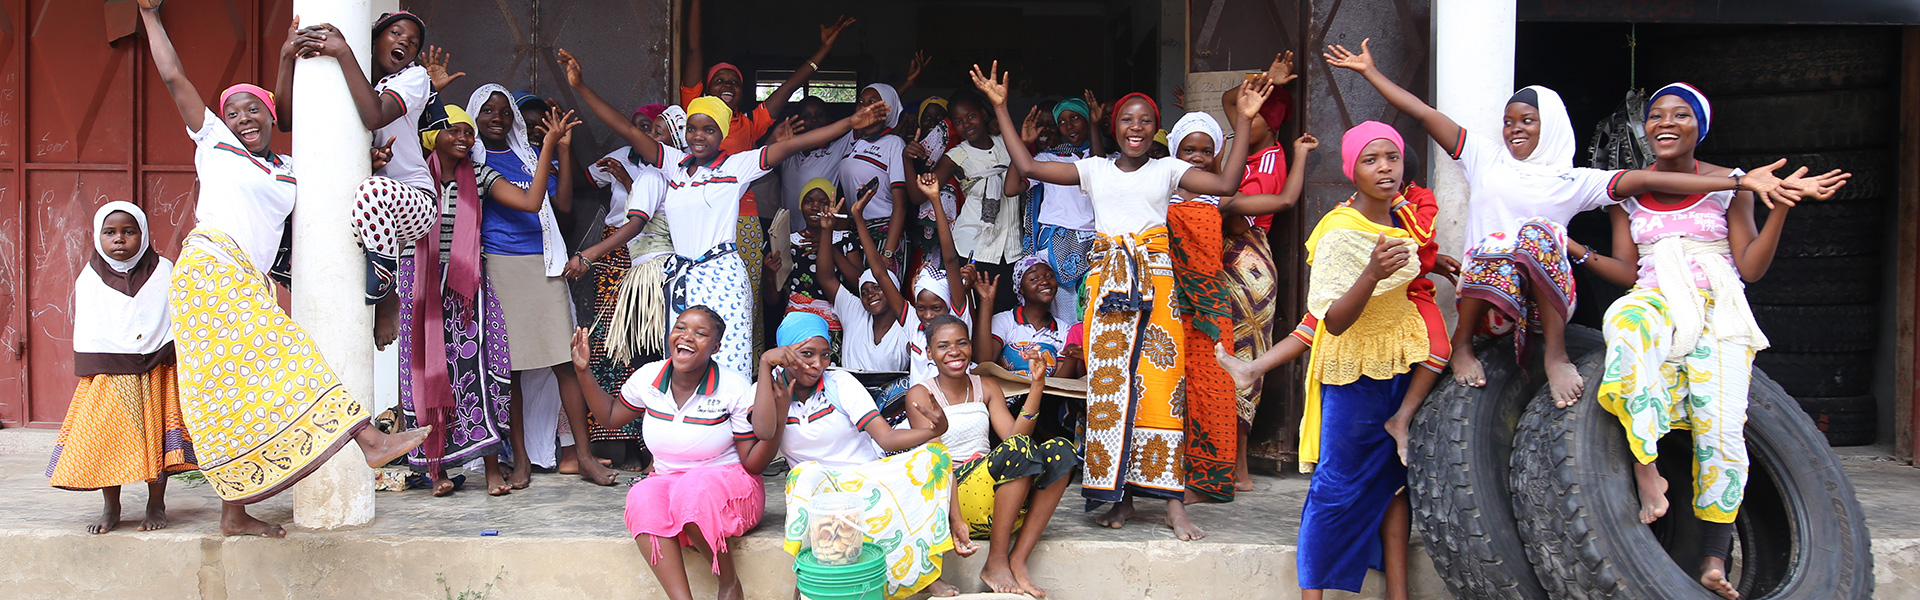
[795,542,887,600]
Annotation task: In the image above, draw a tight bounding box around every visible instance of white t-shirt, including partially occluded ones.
[590,146,669,228]
[372,65,433,190]
[619,360,757,473]
[780,369,885,468]
[1033,149,1096,231]
[780,133,854,230]
[1453,130,1626,254]
[833,285,914,372]
[838,134,908,221]
[188,108,297,270]
[644,143,775,258]
[1074,156,1191,237]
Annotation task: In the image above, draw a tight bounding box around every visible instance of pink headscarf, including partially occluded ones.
[634,103,670,121]
[218,84,278,123]
[1340,120,1405,181]
[705,62,742,87]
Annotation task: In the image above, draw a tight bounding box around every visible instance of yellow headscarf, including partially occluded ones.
[800,177,836,203]
[421,104,475,151]
[686,95,734,140]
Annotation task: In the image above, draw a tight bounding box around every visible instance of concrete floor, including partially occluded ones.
[2,429,1918,599]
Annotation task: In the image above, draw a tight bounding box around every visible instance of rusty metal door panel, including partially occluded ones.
[24,171,130,426]
[139,0,265,166]
[139,172,199,259]
[0,168,21,425]
[27,0,134,166]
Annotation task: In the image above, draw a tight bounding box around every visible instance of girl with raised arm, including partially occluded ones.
[1002,92,1107,321]
[558,49,887,379]
[971,61,1266,540]
[141,0,427,537]
[569,308,773,600]
[1324,39,1812,408]
[1573,83,1843,599]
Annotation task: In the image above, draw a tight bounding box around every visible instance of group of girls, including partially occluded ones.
[48,4,1850,600]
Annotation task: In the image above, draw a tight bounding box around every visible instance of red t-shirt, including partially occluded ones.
[1238,144,1288,230]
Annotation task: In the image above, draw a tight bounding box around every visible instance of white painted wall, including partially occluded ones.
[1430,0,1517,325]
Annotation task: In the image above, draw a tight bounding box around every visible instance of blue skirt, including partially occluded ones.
[1297,373,1411,592]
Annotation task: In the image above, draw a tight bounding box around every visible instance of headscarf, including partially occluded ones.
[1153,129,1168,147]
[218,84,278,124]
[1052,97,1090,124]
[857,268,899,292]
[1110,93,1160,134]
[510,90,548,114]
[706,62,743,88]
[777,312,832,347]
[1258,88,1293,131]
[465,83,567,276]
[686,95,734,140]
[1647,82,1712,143]
[912,266,956,314]
[1169,112,1223,155]
[656,105,689,151]
[864,83,903,130]
[800,177,836,204]
[1012,251,1052,306]
[74,201,172,376]
[1506,85,1576,174]
[1340,120,1406,181]
[635,103,670,122]
[373,11,427,45]
[420,104,474,152]
[919,97,948,117]
[91,201,150,275]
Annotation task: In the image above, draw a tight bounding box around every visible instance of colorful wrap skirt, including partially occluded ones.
[1458,217,1576,362]
[47,362,198,490]
[396,255,512,467]
[665,244,754,378]
[1080,227,1186,505]
[956,435,1078,536]
[1168,198,1238,502]
[588,225,643,442]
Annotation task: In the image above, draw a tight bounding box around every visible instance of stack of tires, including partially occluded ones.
[1653,25,1898,447]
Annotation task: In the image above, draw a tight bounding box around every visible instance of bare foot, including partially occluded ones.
[1215,343,1263,390]
[1094,499,1134,529]
[1164,499,1205,541]
[359,427,431,468]
[980,557,1024,594]
[138,502,169,531]
[373,294,399,350]
[1384,414,1413,467]
[432,475,457,497]
[1011,558,1047,597]
[925,580,961,597]
[1451,352,1486,388]
[89,499,121,535]
[508,463,532,490]
[557,449,579,474]
[717,578,745,600]
[1547,358,1584,408]
[1633,462,1670,524]
[487,464,512,496]
[1234,478,1255,492]
[1182,489,1211,505]
[220,506,286,538]
[1700,556,1740,599]
[575,450,619,486]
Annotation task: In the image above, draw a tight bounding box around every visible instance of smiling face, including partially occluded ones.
[1019,263,1058,306]
[667,310,723,372]
[1503,101,1542,161]
[928,322,973,378]
[785,337,831,389]
[1113,97,1158,159]
[1644,94,1699,161]
[707,68,744,111]
[98,211,142,263]
[1352,138,1403,201]
[918,104,948,133]
[685,113,724,161]
[859,281,888,315]
[374,19,421,78]
[434,123,476,162]
[949,100,988,146]
[913,289,951,324]
[1176,132,1217,172]
[1057,110,1089,146]
[475,93,513,149]
[795,101,832,136]
[801,188,831,228]
[221,93,274,154]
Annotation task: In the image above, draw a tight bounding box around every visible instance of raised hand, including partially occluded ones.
[556,48,585,87]
[850,101,888,131]
[822,197,848,232]
[1083,90,1107,125]
[913,172,941,202]
[1267,50,1299,86]
[972,271,999,303]
[1237,74,1275,123]
[904,123,931,162]
[307,23,351,60]
[771,115,799,144]
[570,327,593,372]
[545,108,582,147]
[1365,232,1412,282]
[957,263,978,292]
[1738,159,1793,209]
[1294,133,1320,154]
[1169,85,1187,111]
[820,15,856,47]
[370,137,394,171]
[911,397,949,436]
[1324,39,1377,74]
[1022,347,1055,382]
[424,46,466,91]
[1020,106,1044,145]
[905,50,931,88]
[1781,167,1850,204]
[969,61,1009,107]
[280,18,319,60]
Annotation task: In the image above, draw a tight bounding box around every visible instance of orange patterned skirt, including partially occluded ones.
[47,363,198,490]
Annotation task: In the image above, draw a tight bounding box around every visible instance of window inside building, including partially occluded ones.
[755,69,860,103]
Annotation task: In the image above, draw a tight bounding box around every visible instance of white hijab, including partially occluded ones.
[1168,112,1223,156]
[865,83,903,130]
[74,202,173,356]
[465,83,568,277]
[1509,85,1576,176]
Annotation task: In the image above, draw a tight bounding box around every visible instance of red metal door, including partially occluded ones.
[0,0,20,426]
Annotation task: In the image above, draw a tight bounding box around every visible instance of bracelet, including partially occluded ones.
[808,60,820,70]
[1731,173,1743,191]
[1019,411,1038,421]
[1223,132,1236,140]
[1570,246,1592,266]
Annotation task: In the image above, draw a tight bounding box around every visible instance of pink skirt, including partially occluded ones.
[624,462,766,572]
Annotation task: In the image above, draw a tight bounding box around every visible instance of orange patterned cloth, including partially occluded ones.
[1080,227,1186,504]
[46,363,198,490]
[1167,196,1238,502]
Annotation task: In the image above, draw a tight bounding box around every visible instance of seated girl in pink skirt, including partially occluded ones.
[572,307,775,600]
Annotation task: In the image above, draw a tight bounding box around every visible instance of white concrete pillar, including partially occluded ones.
[290,0,376,529]
[1430,0,1516,323]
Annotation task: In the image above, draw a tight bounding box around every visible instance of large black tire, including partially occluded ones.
[1644,26,1899,95]
[1751,304,1881,352]
[1509,359,1873,599]
[1743,255,1881,305]
[1697,89,1895,155]
[1406,326,1603,599]
[1795,395,1879,447]
[1754,350,1875,397]
[1755,197,1889,258]
[1699,149,1891,203]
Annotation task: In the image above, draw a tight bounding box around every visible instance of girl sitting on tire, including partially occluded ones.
[1563,83,1846,599]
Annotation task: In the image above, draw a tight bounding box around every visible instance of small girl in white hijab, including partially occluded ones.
[48,201,198,534]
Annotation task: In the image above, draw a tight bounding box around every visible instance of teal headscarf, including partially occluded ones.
[777,312,831,347]
[1052,97,1090,123]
